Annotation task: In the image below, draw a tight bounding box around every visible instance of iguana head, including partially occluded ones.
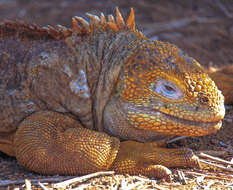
[113,40,225,136]
[66,7,224,137]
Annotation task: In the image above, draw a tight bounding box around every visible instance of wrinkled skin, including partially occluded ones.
[0,9,231,179]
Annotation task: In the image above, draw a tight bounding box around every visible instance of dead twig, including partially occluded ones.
[72,183,90,190]
[197,152,233,166]
[25,179,31,190]
[0,177,72,187]
[122,181,146,190]
[185,171,233,180]
[226,183,233,188]
[133,176,157,182]
[196,176,206,189]
[126,176,165,190]
[195,150,227,157]
[177,170,187,185]
[199,159,233,172]
[196,176,223,190]
[53,171,114,189]
[38,182,49,190]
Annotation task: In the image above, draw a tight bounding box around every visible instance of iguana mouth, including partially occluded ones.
[123,104,223,136]
[129,105,222,126]
[132,107,222,126]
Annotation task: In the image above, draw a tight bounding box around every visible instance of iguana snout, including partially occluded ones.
[110,40,225,137]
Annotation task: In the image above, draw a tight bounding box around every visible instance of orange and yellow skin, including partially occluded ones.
[0,8,229,180]
[117,40,225,136]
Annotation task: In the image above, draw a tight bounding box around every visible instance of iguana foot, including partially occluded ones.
[14,111,120,175]
[208,65,233,104]
[111,141,200,180]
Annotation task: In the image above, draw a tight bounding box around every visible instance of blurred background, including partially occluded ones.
[0,0,232,68]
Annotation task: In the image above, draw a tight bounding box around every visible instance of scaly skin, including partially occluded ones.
[0,8,230,179]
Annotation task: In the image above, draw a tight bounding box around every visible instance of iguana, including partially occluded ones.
[0,8,232,180]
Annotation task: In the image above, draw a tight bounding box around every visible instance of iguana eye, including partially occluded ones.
[152,79,183,99]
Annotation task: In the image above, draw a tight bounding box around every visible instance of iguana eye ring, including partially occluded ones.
[151,79,183,99]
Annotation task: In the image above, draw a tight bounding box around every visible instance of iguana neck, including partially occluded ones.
[65,30,146,130]
[23,30,145,130]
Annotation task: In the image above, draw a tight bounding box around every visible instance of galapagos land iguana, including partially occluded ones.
[0,8,231,179]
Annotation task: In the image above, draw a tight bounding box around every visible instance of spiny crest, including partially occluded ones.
[0,20,71,41]
[70,7,139,34]
[0,8,144,41]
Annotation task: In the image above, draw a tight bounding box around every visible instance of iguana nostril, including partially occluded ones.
[199,95,209,105]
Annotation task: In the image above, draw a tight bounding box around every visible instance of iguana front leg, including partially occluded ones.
[111,141,200,180]
[15,111,199,179]
[14,111,120,175]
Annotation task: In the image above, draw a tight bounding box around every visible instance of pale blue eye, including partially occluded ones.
[152,79,183,99]
[162,84,176,95]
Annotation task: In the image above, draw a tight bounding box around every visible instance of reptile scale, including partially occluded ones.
[0,8,231,180]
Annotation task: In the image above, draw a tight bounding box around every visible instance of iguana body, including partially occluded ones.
[0,8,230,179]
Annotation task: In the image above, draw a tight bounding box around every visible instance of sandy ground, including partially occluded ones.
[0,0,232,189]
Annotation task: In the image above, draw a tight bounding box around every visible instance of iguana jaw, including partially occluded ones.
[121,103,223,137]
